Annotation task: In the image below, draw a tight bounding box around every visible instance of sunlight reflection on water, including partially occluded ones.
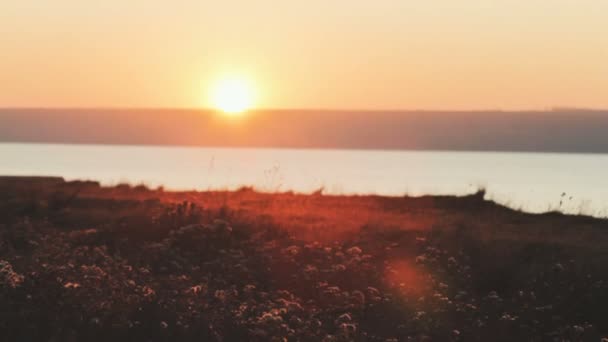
[1,143,608,217]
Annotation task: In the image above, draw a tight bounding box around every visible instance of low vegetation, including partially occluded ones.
[1,177,608,341]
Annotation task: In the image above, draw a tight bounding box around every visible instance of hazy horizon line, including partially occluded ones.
[2,106,607,113]
[4,107,608,154]
[4,140,608,156]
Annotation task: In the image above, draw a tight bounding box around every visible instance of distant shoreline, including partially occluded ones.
[3,140,608,155]
[2,108,608,153]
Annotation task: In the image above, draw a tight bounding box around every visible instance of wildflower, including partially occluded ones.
[332,264,346,272]
[346,246,362,255]
[304,264,319,275]
[361,254,373,262]
[0,260,24,289]
[366,287,380,297]
[335,313,352,324]
[289,316,303,327]
[413,311,426,320]
[187,284,206,295]
[465,303,478,310]
[283,245,300,256]
[285,300,303,313]
[572,325,585,333]
[351,290,365,306]
[455,291,468,300]
[447,256,458,265]
[63,282,81,289]
[500,313,518,321]
[486,291,500,300]
[340,323,357,336]
[214,289,226,302]
[243,284,256,293]
[415,255,427,264]
[80,264,107,279]
[259,311,283,324]
[141,286,155,297]
[322,334,337,342]
[324,286,341,295]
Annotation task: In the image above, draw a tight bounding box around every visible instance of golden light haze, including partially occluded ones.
[1,0,607,110]
[209,76,256,114]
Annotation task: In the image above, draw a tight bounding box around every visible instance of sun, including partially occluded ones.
[210,76,256,115]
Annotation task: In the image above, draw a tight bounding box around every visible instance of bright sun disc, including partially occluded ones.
[210,77,255,114]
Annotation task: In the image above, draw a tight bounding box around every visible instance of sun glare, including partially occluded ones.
[210,77,255,115]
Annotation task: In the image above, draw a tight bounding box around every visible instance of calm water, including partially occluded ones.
[2,143,608,217]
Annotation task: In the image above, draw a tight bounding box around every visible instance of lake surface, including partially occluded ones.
[2,143,608,217]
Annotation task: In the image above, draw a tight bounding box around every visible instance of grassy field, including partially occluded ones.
[1,176,608,341]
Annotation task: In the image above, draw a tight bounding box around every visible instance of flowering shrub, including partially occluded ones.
[0,260,24,288]
[1,182,608,341]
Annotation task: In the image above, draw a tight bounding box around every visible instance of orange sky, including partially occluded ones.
[1,1,607,110]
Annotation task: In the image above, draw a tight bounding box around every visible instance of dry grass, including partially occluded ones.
[2,177,608,340]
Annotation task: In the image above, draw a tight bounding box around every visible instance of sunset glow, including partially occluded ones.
[3,1,608,340]
[2,1,607,110]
